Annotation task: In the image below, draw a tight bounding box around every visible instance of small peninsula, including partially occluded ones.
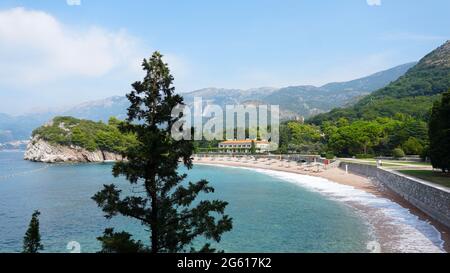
[24,116,136,163]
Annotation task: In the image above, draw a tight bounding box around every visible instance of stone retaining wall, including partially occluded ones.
[339,162,450,229]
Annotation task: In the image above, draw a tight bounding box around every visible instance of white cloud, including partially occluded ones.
[367,0,381,6]
[0,7,144,87]
[0,7,192,113]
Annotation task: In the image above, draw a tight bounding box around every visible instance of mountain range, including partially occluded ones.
[310,40,450,124]
[183,62,415,119]
[0,62,416,143]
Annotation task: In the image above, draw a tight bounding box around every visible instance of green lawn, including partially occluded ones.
[339,158,432,168]
[386,160,431,166]
[398,170,450,188]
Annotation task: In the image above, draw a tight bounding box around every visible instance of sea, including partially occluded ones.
[0,150,444,253]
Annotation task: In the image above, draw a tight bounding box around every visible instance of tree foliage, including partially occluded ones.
[97,228,146,253]
[429,91,450,172]
[278,122,325,154]
[392,147,406,159]
[92,52,232,253]
[23,210,43,253]
[402,137,424,155]
[32,116,138,153]
[250,140,256,154]
[319,116,428,157]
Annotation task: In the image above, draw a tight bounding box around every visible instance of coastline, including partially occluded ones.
[194,157,449,253]
[24,137,124,163]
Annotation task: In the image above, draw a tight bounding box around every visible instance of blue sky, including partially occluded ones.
[0,0,448,114]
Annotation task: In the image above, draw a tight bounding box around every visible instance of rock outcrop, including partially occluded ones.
[24,137,124,163]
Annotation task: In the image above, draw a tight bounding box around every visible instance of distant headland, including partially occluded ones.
[24,116,136,163]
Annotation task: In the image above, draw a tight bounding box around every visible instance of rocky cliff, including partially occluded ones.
[24,137,124,163]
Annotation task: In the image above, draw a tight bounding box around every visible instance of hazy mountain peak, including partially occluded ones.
[67,96,125,110]
[320,62,417,92]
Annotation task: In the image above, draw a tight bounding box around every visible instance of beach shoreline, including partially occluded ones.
[194,157,449,253]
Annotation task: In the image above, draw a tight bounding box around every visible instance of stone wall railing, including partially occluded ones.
[339,162,450,229]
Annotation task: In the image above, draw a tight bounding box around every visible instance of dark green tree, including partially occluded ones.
[97,228,146,253]
[23,210,43,253]
[250,140,256,155]
[92,52,232,253]
[207,143,213,153]
[429,91,450,172]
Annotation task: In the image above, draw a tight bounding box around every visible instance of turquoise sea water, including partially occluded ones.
[0,150,372,253]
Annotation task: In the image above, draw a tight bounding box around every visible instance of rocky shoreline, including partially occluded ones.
[24,137,124,163]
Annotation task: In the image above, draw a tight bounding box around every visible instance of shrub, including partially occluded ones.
[392,148,406,159]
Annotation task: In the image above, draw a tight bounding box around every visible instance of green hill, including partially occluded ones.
[310,40,450,124]
[32,116,137,153]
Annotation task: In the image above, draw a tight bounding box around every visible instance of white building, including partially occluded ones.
[218,140,270,153]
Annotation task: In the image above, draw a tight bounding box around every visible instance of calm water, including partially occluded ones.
[0,150,372,253]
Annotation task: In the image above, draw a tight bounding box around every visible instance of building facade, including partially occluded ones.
[218,140,270,153]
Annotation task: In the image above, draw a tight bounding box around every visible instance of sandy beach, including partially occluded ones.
[194,156,450,253]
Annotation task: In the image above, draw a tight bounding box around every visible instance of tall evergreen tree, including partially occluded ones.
[429,91,450,172]
[93,52,232,253]
[250,140,256,155]
[23,210,43,253]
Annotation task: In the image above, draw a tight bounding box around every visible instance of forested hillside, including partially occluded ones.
[304,41,450,158]
[310,41,450,124]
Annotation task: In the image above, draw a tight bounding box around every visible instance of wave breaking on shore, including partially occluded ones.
[201,163,445,253]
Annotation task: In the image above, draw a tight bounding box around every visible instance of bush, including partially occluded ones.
[325,153,335,160]
[392,148,406,159]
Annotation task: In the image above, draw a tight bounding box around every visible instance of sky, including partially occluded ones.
[0,0,449,115]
